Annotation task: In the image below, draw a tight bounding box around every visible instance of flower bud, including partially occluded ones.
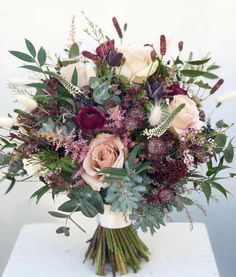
[178,41,183,52]
[210,79,224,95]
[160,35,166,56]
[0,117,15,128]
[112,17,123,39]
[16,95,38,112]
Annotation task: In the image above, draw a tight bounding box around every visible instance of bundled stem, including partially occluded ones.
[84,225,149,276]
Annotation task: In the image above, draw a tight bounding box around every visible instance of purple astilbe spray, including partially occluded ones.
[104,105,125,132]
[64,132,89,163]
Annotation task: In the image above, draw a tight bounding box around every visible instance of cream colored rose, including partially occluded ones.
[116,45,159,84]
[0,117,15,128]
[168,95,204,132]
[60,61,96,88]
[81,134,125,191]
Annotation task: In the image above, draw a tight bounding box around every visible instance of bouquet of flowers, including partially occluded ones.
[1,15,235,276]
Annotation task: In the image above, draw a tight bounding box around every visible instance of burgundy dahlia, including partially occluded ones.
[157,187,176,204]
[76,106,106,131]
[96,40,115,58]
[166,160,187,185]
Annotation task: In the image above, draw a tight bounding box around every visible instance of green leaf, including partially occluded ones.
[9,51,35,62]
[194,80,211,89]
[128,145,142,169]
[68,185,104,217]
[201,181,211,203]
[230,173,236,177]
[99,167,126,177]
[26,82,47,89]
[48,211,68,218]
[56,226,70,237]
[37,47,47,66]
[58,200,80,213]
[180,69,218,79]
[25,39,36,57]
[187,58,211,65]
[207,65,220,71]
[216,120,229,129]
[224,139,234,163]
[215,133,227,154]
[71,67,78,86]
[20,65,43,73]
[31,185,50,204]
[89,77,101,89]
[5,176,16,194]
[210,181,228,198]
[93,82,110,104]
[69,42,80,58]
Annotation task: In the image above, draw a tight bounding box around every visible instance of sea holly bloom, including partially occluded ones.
[76,106,106,131]
[81,134,125,191]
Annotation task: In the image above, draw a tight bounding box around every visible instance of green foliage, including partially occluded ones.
[180,69,218,79]
[69,42,80,58]
[9,51,35,62]
[71,67,78,86]
[68,185,104,217]
[130,203,165,235]
[89,77,111,105]
[224,139,234,163]
[49,211,68,218]
[214,133,227,154]
[5,176,16,194]
[187,58,211,65]
[37,46,47,66]
[56,226,70,237]
[216,120,229,129]
[44,71,82,96]
[25,39,36,58]
[201,181,211,204]
[58,199,81,213]
[31,185,50,204]
[20,65,43,73]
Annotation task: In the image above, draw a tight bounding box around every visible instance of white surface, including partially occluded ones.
[3,222,219,277]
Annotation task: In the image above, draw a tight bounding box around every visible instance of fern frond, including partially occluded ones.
[44,71,82,96]
[143,103,185,139]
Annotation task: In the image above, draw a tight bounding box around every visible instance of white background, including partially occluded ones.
[0,0,236,276]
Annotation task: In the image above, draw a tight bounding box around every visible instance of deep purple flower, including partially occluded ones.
[157,187,176,204]
[168,83,188,96]
[76,106,106,131]
[96,40,115,58]
[107,50,123,67]
[128,86,142,97]
[147,80,166,101]
[166,160,187,185]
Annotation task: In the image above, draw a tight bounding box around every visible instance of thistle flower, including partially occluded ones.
[0,117,15,128]
[147,137,167,160]
[149,105,162,126]
[124,108,144,132]
[16,95,38,113]
[157,187,176,204]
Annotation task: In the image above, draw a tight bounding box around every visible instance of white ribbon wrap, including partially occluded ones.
[97,204,131,229]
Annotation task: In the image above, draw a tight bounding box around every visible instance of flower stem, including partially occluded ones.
[84,225,149,276]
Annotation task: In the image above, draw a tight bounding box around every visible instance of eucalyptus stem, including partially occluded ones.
[84,224,149,276]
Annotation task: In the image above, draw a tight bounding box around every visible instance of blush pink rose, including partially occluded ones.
[168,95,204,132]
[81,134,125,191]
